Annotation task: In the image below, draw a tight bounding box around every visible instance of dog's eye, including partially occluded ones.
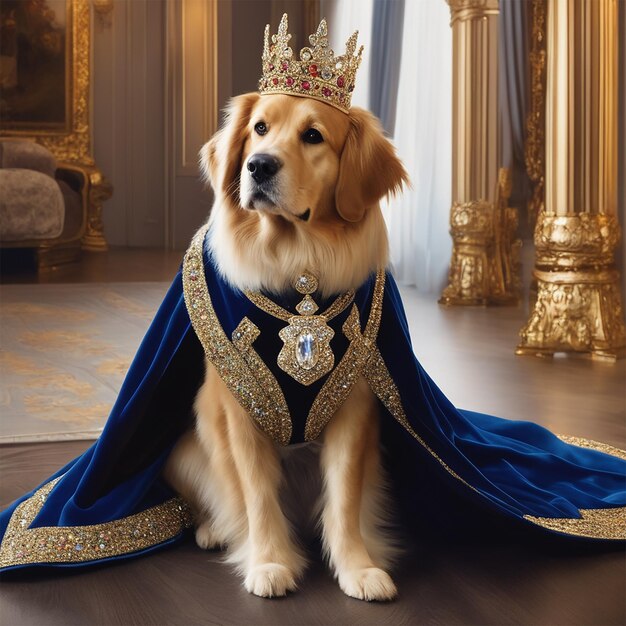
[254,122,268,136]
[302,128,323,144]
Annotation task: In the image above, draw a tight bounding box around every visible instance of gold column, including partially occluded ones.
[517,0,626,360]
[440,0,520,306]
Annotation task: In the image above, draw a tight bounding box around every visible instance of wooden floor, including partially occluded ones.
[0,247,625,625]
[0,247,183,285]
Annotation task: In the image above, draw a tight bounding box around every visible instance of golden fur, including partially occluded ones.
[164,93,408,600]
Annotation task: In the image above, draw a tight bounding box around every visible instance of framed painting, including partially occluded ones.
[0,0,92,166]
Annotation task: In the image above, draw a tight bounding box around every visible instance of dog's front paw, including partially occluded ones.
[194,520,223,550]
[244,563,298,598]
[338,567,397,602]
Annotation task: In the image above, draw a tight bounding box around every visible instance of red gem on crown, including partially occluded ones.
[309,64,318,77]
[286,77,294,87]
[337,76,345,88]
[301,81,311,90]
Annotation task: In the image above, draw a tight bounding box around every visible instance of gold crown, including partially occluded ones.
[258,14,363,114]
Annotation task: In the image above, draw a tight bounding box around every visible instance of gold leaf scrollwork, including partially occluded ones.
[534,214,620,269]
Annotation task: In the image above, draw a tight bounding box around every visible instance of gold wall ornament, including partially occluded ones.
[525,0,547,228]
[92,0,114,28]
[517,0,626,360]
[0,0,110,254]
[440,0,521,306]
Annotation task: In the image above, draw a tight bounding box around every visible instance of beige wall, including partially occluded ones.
[93,0,167,248]
[93,0,314,250]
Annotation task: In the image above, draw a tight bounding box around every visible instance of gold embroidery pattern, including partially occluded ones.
[304,270,386,441]
[183,225,292,446]
[523,507,626,540]
[244,289,355,323]
[556,435,626,461]
[0,477,192,569]
[231,317,291,430]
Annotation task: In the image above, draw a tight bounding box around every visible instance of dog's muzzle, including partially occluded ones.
[247,153,282,185]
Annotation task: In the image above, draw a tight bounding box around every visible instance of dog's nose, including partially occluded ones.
[247,154,282,184]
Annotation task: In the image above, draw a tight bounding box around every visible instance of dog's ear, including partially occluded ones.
[335,107,409,223]
[199,92,260,202]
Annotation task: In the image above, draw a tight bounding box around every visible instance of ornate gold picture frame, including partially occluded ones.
[1,0,91,164]
[0,0,110,260]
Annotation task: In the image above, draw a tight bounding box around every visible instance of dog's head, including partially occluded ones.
[201,93,408,224]
[200,92,409,295]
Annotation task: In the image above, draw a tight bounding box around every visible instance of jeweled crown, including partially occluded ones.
[258,14,363,114]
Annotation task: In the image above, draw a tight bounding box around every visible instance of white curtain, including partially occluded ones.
[383,0,452,293]
[320,0,373,110]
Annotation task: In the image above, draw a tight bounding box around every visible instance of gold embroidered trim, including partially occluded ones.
[232,317,291,427]
[304,270,386,441]
[523,507,626,540]
[0,477,192,569]
[244,288,355,323]
[183,225,292,445]
[556,435,626,461]
[522,435,626,540]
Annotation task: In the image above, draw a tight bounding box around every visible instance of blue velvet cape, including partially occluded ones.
[0,225,624,572]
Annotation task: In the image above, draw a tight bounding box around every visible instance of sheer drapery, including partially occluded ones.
[323,0,452,292]
[369,0,405,136]
[383,0,452,293]
[321,0,373,109]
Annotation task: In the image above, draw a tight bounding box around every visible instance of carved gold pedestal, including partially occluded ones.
[440,169,521,306]
[518,214,626,359]
[517,0,626,360]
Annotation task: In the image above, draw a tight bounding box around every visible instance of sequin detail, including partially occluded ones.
[0,477,192,569]
[523,507,626,540]
[183,225,292,445]
[244,288,355,322]
[556,435,626,461]
[232,317,291,428]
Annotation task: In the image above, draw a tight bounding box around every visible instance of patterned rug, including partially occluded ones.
[0,282,169,442]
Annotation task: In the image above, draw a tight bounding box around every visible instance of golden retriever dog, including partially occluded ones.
[164,92,408,601]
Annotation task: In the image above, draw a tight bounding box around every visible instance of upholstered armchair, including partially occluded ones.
[0,139,88,269]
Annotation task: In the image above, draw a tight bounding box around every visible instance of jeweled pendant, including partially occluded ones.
[278,316,334,385]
